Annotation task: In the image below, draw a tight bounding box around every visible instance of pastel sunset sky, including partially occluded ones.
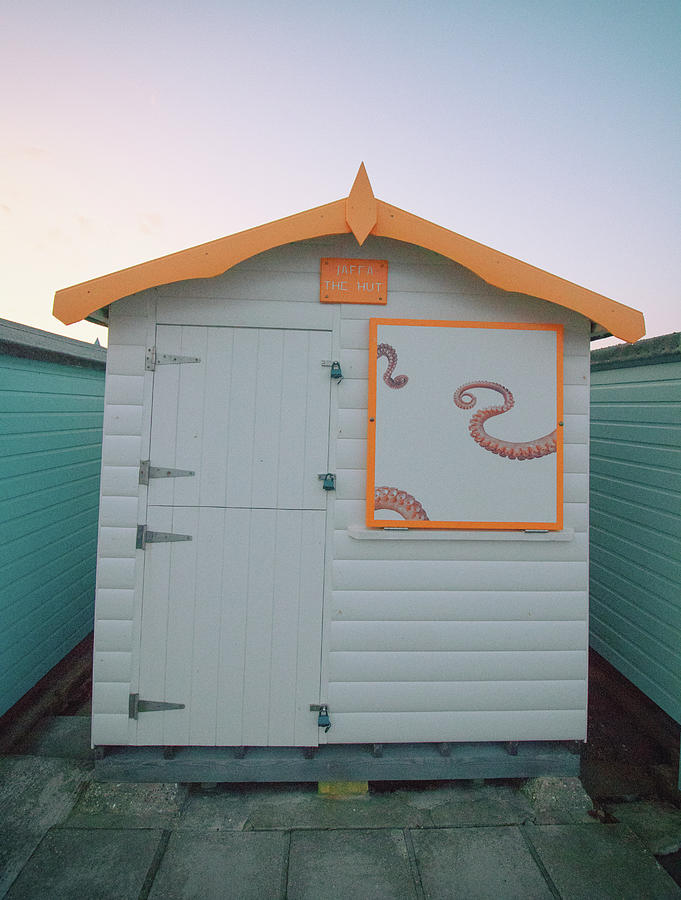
[2,0,679,345]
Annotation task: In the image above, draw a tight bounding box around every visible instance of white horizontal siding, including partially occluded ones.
[328,680,586,713]
[92,306,155,746]
[329,650,587,683]
[331,620,586,652]
[333,591,587,622]
[326,239,590,744]
[333,530,588,562]
[327,710,587,742]
[333,559,586,594]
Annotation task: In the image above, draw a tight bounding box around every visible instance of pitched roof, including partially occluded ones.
[53,164,645,342]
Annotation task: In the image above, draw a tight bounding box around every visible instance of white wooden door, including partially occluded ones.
[134,325,332,746]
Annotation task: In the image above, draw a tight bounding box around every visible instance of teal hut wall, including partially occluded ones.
[590,333,681,724]
[0,319,106,716]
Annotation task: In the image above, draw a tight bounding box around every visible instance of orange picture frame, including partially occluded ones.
[367,318,564,530]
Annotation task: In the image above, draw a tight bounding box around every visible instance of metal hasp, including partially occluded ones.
[318,473,336,491]
[136,525,193,549]
[145,347,201,371]
[321,359,343,382]
[129,693,185,720]
[139,460,196,485]
[310,703,332,732]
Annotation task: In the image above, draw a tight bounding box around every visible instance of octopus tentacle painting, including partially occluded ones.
[453,381,557,460]
[377,343,408,388]
[374,486,429,520]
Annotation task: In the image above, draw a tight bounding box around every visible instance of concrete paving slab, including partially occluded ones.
[0,829,45,898]
[0,756,91,831]
[287,829,417,899]
[4,827,163,900]
[426,780,535,827]
[11,716,93,760]
[66,780,189,829]
[522,775,595,824]
[525,823,681,899]
[411,826,554,899]
[179,783,432,831]
[148,831,289,899]
[609,801,681,856]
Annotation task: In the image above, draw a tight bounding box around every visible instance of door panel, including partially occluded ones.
[135,325,332,746]
[148,325,332,509]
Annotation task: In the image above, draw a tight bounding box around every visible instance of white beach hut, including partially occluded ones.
[54,165,645,781]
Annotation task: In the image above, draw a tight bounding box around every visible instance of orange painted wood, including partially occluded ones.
[345,162,377,245]
[320,258,388,304]
[53,165,645,343]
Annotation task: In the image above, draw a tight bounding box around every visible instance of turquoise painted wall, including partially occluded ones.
[590,334,681,724]
[0,340,105,716]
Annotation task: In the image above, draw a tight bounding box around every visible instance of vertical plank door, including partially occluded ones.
[134,326,332,746]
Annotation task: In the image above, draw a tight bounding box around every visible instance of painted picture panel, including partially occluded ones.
[367,319,564,530]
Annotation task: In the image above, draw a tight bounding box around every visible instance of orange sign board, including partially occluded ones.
[320,258,388,304]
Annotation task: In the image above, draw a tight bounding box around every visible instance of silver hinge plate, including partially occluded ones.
[128,693,185,719]
[136,524,193,549]
[145,347,201,371]
[139,460,196,485]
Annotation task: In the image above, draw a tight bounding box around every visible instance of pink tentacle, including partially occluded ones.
[374,486,429,520]
[377,343,408,389]
[453,381,557,460]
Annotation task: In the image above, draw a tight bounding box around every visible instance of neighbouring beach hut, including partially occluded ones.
[53,165,645,781]
[0,318,106,717]
[590,333,681,782]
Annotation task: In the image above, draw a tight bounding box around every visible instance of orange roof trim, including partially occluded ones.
[53,163,645,342]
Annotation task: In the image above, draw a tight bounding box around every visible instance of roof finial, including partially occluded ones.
[346,162,377,245]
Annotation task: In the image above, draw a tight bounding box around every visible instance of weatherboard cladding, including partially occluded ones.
[590,333,681,725]
[0,321,105,716]
[92,234,589,746]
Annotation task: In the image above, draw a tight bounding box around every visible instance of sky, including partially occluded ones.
[1,0,679,347]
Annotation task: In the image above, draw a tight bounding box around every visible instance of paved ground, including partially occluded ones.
[2,717,681,899]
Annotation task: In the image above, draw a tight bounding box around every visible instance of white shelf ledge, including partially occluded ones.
[347,524,575,542]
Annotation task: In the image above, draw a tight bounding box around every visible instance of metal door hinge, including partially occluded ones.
[145,347,201,371]
[136,524,193,549]
[129,693,185,719]
[139,460,196,485]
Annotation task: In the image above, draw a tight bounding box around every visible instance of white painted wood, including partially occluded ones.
[92,234,591,749]
[333,530,587,562]
[157,298,334,330]
[332,590,587,622]
[148,326,332,510]
[346,526,576,542]
[328,680,587,713]
[330,621,586,653]
[131,324,332,746]
[328,650,587,683]
[133,506,326,746]
[327,710,587,742]
[333,559,587,592]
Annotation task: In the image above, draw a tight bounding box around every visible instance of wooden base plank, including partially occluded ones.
[94,741,580,783]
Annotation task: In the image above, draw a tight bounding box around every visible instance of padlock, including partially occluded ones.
[317,704,332,732]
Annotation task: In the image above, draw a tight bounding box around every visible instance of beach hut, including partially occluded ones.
[53,165,645,781]
[0,318,106,718]
[590,333,681,784]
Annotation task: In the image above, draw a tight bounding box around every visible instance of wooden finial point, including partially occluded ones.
[346,162,377,245]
